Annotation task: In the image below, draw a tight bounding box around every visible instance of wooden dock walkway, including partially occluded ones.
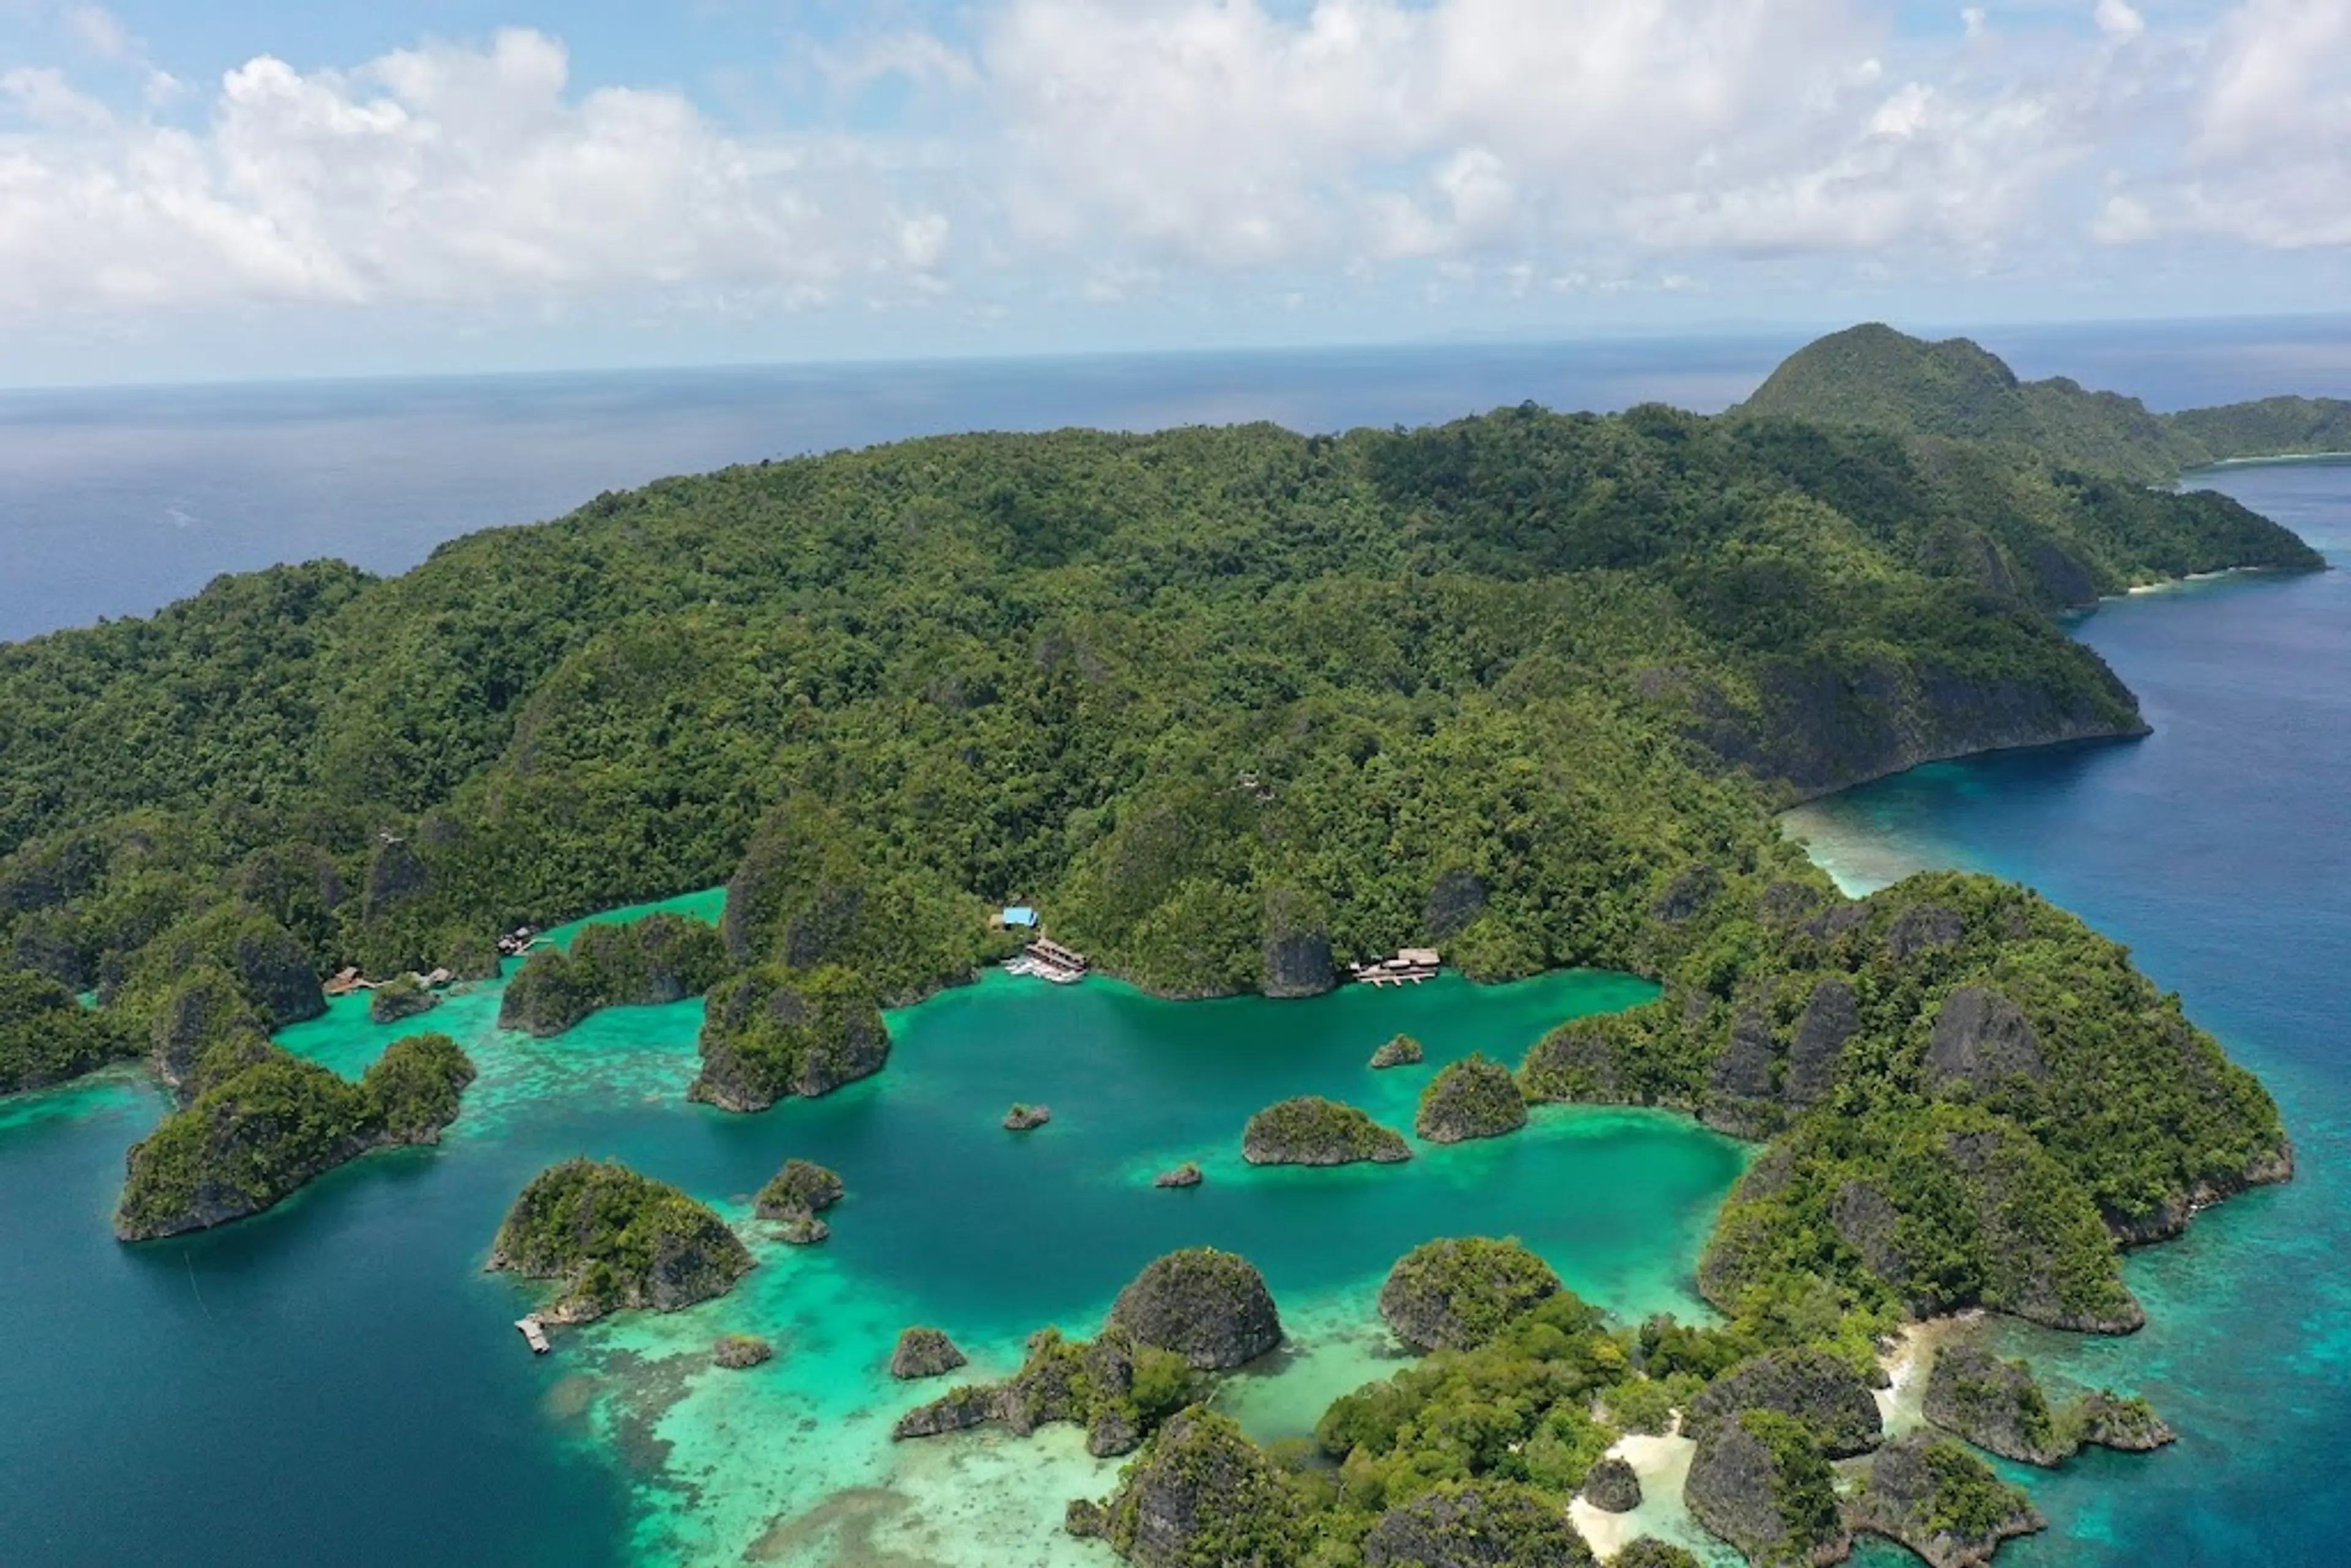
[1349,948,1442,987]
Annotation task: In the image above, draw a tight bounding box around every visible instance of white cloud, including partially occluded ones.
[2093,0,2351,249]
[2093,0,2145,41]
[0,0,2346,340]
[61,3,130,60]
[972,0,2109,269]
[0,28,942,316]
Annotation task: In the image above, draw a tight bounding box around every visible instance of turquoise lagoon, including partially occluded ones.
[0,917,1749,1566]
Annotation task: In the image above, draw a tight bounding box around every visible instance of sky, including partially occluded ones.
[0,0,2345,386]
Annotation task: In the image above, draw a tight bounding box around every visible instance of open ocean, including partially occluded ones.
[1,324,2348,1565]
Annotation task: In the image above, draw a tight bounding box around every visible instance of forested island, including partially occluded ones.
[0,325,2322,1563]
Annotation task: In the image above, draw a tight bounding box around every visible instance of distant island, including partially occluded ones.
[1741,321,2351,484]
[0,323,2320,1564]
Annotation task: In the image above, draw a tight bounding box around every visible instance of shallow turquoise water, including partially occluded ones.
[0,918,1759,1565]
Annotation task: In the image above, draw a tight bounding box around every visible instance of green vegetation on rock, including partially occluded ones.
[1376,1237,1562,1353]
[0,970,135,1094]
[1526,871,2288,1335]
[1685,1408,1848,1568]
[1850,1433,2045,1568]
[754,1158,844,1220]
[1684,1347,1884,1459]
[1414,1053,1528,1144]
[1315,1289,1623,1519]
[1243,1095,1412,1166]
[488,1158,752,1322]
[1613,1542,1704,1568]
[1738,321,2351,492]
[114,1032,476,1240]
[894,1324,1199,1459]
[1089,1406,1307,1568]
[498,912,727,1037]
[367,973,440,1025]
[1359,1480,1595,1567]
[0,339,2320,1099]
[689,963,889,1111]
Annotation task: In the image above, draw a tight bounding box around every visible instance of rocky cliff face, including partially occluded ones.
[232,923,327,1028]
[1685,1410,1850,1568]
[1686,1349,1885,1460]
[1784,979,1858,1106]
[889,1326,968,1381]
[1261,929,1335,999]
[1377,1237,1561,1354]
[1925,987,2046,1092]
[1679,655,2151,804]
[1921,1346,2068,1467]
[1848,1433,2044,1568]
[1109,1248,1283,1370]
[1361,1482,1595,1567]
[1088,1407,1304,1568]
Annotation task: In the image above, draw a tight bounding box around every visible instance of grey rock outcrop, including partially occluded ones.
[1685,1411,1850,1568]
[1785,978,1859,1106]
[1581,1455,1643,1512]
[1262,929,1336,999]
[1848,1433,2045,1568]
[1108,1248,1283,1370]
[1362,1482,1595,1567]
[890,1327,969,1381]
[1925,987,2046,1092]
[1886,904,1965,958]
[1922,1346,2068,1467]
[1687,1348,1886,1459]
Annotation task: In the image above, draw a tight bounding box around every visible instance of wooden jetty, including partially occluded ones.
[516,1315,552,1354]
[1349,948,1442,987]
[1005,936,1091,985]
[497,926,549,959]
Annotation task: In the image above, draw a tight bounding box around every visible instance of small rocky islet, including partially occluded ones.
[488,1158,752,1324]
[1413,1052,1528,1144]
[1242,1095,1412,1166]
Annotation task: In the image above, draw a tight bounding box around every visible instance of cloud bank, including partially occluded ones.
[0,1,2342,329]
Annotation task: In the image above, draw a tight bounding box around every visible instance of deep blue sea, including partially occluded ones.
[1789,459,2351,1567]
[1,328,2348,1566]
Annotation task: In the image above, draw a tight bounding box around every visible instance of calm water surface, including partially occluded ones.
[0,921,1750,1566]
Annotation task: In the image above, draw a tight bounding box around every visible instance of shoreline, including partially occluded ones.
[2181,450,2351,474]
